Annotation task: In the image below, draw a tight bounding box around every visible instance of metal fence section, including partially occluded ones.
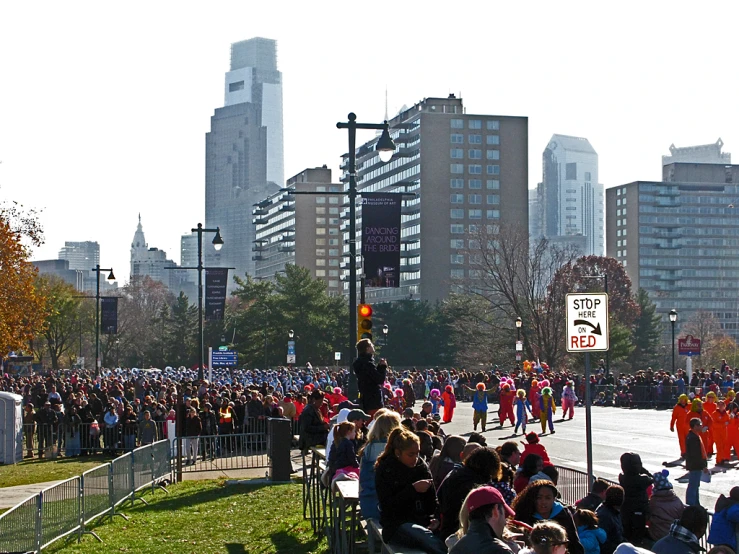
[0,439,172,553]
[553,464,614,506]
[0,493,40,553]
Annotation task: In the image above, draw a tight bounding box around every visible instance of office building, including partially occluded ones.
[205,37,283,284]
[662,138,731,167]
[252,166,343,295]
[32,259,85,291]
[130,216,183,291]
[533,134,604,256]
[58,241,100,272]
[341,95,528,303]
[606,162,739,340]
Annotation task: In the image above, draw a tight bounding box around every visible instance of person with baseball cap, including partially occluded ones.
[449,485,515,554]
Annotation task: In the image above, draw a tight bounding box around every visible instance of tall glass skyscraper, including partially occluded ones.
[205,37,284,283]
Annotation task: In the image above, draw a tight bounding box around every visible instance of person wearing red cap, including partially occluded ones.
[448,485,515,554]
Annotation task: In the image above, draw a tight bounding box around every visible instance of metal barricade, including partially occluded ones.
[0,493,40,553]
[39,477,81,550]
[151,440,172,484]
[81,463,112,525]
[552,465,616,506]
[132,444,154,493]
[110,453,133,509]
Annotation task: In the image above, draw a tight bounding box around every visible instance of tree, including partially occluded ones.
[0,216,48,356]
[680,311,724,370]
[628,288,663,370]
[32,275,82,370]
[164,292,198,367]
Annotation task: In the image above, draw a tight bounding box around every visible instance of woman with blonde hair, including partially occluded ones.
[358,411,401,520]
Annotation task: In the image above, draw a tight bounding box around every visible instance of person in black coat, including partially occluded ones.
[375,427,447,554]
[596,485,625,554]
[618,452,653,543]
[352,339,387,415]
[298,390,328,453]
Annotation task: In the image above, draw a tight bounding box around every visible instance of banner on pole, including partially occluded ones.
[205,268,229,321]
[362,194,401,288]
[101,297,118,334]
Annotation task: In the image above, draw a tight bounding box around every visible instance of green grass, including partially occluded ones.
[0,456,111,488]
[45,480,329,554]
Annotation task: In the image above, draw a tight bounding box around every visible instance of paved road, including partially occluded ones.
[437,402,736,508]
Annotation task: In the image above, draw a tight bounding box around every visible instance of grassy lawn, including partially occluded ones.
[0,456,111,488]
[46,480,329,554]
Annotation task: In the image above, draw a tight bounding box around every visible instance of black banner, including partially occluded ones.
[205,268,229,321]
[362,194,401,288]
[101,297,118,334]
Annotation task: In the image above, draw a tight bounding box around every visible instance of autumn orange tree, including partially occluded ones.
[0,214,49,356]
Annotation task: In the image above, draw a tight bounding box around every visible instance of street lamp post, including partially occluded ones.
[669,309,678,374]
[337,113,396,400]
[515,316,522,365]
[382,325,389,346]
[192,223,224,381]
[91,264,115,374]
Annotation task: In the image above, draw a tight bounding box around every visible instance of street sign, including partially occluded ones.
[287,354,296,364]
[287,340,296,356]
[566,293,609,352]
[334,352,341,361]
[211,349,238,367]
[678,335,701,356]
[515,352,522,362]
[515,340,523,352]
[218,346,228,351]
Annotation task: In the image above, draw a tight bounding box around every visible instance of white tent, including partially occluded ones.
[0,392,23,464]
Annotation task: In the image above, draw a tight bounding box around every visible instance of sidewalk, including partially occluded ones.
[0,481,63,510]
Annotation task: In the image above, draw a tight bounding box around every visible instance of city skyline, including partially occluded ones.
[2,2,738,283]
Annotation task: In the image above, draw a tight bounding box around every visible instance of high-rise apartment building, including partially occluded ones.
[58,241,100,272]
[252,166,343,296]
[341,95,528,303]
[662,138,731,166]
[606,162,739,340]
[533,134,604,256]
[205,37,283,285]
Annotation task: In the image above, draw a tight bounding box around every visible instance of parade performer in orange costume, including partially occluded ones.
[686,398,713,456]
[498,383,515,427]
[670,394,690,457]
[712,400,731,464]
[441,385,457,423]
[727,401,739,460]
[703,391,718,455]
[528,379,541,420]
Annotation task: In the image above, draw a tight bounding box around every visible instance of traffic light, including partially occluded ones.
[357,304,373,341]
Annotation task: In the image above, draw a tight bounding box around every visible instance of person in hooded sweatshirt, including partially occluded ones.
[575,509,606,554]
[648,470,686,542]
[618,452,653,544]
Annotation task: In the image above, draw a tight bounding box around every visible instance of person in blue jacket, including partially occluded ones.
[575,508,607,554]
[470,383,489,432]
[707,486,739,551]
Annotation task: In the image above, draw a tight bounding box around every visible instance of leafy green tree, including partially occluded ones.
[32,275,81,370]
[165,292,198,367]
[628,288,662,369]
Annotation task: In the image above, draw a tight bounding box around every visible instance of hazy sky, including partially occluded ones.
[1,1,737,283]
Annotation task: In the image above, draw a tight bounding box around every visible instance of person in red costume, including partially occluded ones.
[519,431,553,467]
[669,393,690,457]
[441,385,457,423]
[712,400,731,465]
[528,379,541,421]
[686,398,713,457]
[703,391,718,455]
[498,383,515,428]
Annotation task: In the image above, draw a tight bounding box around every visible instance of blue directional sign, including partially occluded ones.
[211,350,238,367]
[287,341,296,356]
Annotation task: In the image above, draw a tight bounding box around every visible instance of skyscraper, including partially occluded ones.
[662,138,731,167]
[58,241,100,272]
[205,38,283,284]
[534,134,604,256]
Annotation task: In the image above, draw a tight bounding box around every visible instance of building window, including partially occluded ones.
[451,148,464,159]
[617,188,622,196]
[486,165,500,175]
[316,186,326,192]
[329,249,339,256]
[328,238,339,245]
[451,119,464,129]
[469,209,482,219]
[316,197,326,204]
[585,172,592,181]
[451,239,465,249]
[486,150,500,160]
[329,270,339,277]
[486,194,500,204]
[487,179,500,190]
[617,230,622,237]
[451,269,465,278]
[329,207,339,214]
[451,164,464,174]
[469,134,482,144]
[316,228,326,235]
[328,280,338,287]
[469,149,482,159]
[566,163,577,180]
[316,249,325,256]
[329,259,339,266]
[469,120,482,129]
[329,197,339,204]
[469,164,482,174]
[316,207,326,214]
[450,194,464,204]
[469,179,482,189]
[316,259,326,266]
[316,217,326,224]
[622,198,627,205]
[451,254,465,264]
[486,135,500,145]
[451,224,465,234]
[450,209,464,219]
[329,228,339,235]
[451,133,464,143]
[316,270,326,277]
[469,194,482,204]
[486,120,500,130]
[316,238,326,245]
[450,178,464,189]
[486,210,500,219]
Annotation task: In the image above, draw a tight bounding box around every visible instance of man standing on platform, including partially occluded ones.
[352,339,387,417]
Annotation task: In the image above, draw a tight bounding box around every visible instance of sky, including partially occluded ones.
[1,1,738,283]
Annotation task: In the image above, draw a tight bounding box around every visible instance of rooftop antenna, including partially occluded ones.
[384,86,389,121]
